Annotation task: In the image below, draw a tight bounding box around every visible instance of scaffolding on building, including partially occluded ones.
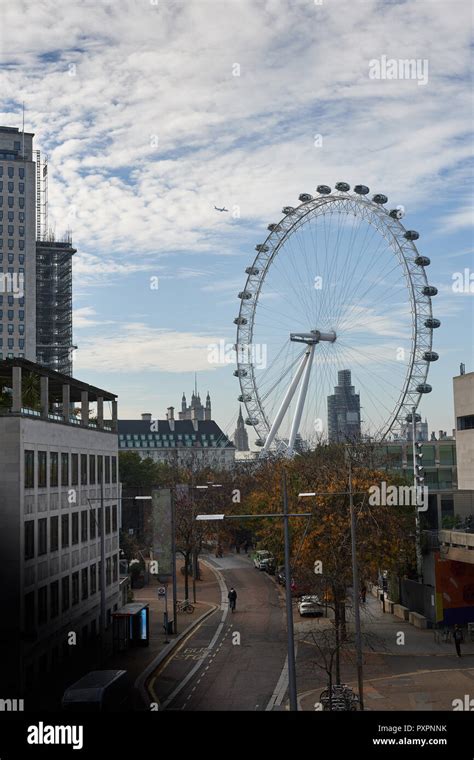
[36,236,76,376]
[35,150,48,241]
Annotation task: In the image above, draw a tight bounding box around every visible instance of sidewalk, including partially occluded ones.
[106,557,222,708]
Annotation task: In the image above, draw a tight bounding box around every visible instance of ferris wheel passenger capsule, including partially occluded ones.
[233,369,248,377]
[233,317,247,325]
[255,438,265,447]
[245,266,260,275]
[389,205,405,219]
[416,383,432,394]
[316,185,331,194]
[255,244,269,252]
[282,206,296,215]
[353,185,370,195]
[415,256,430,267]
[267,223,281,232]
[238,291,253,300]
[422,285,438,297]
[425,318,441,329]
[372,194,388,204]
[404,230,419,241]
[245,417,258,426]
[238,394,251,402]
[423,351,439,362]
[335,182,350,192]
[299,193,313,202]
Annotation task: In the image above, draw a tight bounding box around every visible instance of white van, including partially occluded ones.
[61,670,131,712]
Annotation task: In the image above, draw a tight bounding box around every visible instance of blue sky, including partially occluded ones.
[0,0,472,445]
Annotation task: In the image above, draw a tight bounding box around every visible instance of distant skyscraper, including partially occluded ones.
[233,405,249,451]
[327,369,361,443]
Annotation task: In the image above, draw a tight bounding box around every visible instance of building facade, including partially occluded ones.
[233,405,249,451]
[327,369,361,443]
[453,371,474,490]
[119,410,236,470]
[0,359,120,701]
[178,389,211,421]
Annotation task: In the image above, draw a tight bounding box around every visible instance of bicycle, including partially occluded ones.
[176,599,194,614]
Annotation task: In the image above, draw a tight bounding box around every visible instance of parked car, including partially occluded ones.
[298,595,324,617]
[62,670,131,712]
[253,550,274,570]
[261,557,276,575]
[277,565,286,585]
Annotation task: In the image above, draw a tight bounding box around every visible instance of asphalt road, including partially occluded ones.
[150,554,289,711]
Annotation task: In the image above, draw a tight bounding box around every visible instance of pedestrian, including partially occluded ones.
[454,624,463,657]
[228,587,237,612]
[244,542,249,555]
[360,584,367,604]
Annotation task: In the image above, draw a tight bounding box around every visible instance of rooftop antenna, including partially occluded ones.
[21,101,25,157]
[194,372,198,396]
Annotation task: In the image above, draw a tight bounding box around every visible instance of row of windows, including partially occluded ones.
[0,310,25,320]
[457,415,474,431]
[24,451,118,489]
[0,210,26,222]
[120,432,212,440]
[24,557,119,630]
[120,439,219,448]
[0,182,25,194]
[0,239,26,250]
[0,324,25,334]
[0,352,24,360]
[25,507,118,559]
[0,338,24,349]
[0,197,26,209]
[0,254,25,265]
[0,224,25,235]
[0,165,25,179]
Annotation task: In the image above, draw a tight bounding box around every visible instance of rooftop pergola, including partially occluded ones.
[0,358,117,432]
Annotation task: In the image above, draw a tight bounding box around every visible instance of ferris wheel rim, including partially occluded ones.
[234,189,436,448]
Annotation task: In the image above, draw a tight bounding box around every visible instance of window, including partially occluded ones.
[7,167,13,178]
[24,450,34,488]
[61,576,70,612]
[90,564,97,595]
[112,456,117,483]
[50,516,59,552]
[113,554,118,582]
[19,168,24,180]
[112,505,118,532]
[61,453,69,486]
[38,586,47,625]
[105,456,111,484]
[81,510,88,542]
[98,507,103,537]
[71,512,79,545]
[89,454,96,485]
[50,452,58,487]
[38,518,47,555]
[24,521,34,559]
[50,581,59,618]
[105,505,111,535]
[61,514,69,548]
[71,453,78,485]
[90,509,96,539]
[24,591,35,633]
[458,415,474,431]
[81,568,88,600]
[80,454,87,485]
[106,557,112,586]
[97,455,103,484]
[72,572,79,605]
[38,451,47,487]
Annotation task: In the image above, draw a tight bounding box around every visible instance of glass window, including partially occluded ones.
[90,509,96,540]
[71,453,78,485]
[7,167,13,178]
[113,554,118,582]
[105,456,110,484]
[97,455,103,484]
[38,586,47,625]
[81,568,88,600]
[81,510,88,542]
[89,454,96,485]
[24,450,34,488]
[421,445,436,466]
[38,518,47,555]
[50,452,58,487]
[24,520,34,559]
[80,453,87,485]
[72,572,79,605]
[90,564,97,595]
[50,581,59,618]
[61,576,70,612]
[105,505,111,535]
[112,456,117,483]
[106,557,112,586]
[112,504,117,532]
[19,168,25,180]
[50,515,59,552]
[71,512,79,545]
[38,451,47,487]
[61,514,69,548]
[61,452,69,486]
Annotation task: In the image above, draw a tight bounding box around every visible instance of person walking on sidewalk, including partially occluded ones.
[228,587,237,612]
[454,625,463,657]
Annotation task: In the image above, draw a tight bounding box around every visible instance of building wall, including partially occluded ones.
[453,373,474,490]
[0,415,121,694]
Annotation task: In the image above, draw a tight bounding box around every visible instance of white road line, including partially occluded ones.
[265,644,298,711]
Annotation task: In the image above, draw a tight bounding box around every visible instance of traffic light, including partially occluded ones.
[414,441,424,489]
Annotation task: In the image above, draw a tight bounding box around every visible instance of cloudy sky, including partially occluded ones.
[0,0,472,443]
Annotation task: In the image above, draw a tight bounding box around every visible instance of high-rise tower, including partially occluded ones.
[233,405,249,451]
[327,369,361,443]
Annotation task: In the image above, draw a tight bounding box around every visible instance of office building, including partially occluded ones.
[327,369,361,443]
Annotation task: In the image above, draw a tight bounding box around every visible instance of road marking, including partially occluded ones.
[265,644,298,712]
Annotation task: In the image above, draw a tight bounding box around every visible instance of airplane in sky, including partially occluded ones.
[214,205,229,212]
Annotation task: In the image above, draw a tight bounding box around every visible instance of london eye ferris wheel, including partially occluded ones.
[233,183,440,455]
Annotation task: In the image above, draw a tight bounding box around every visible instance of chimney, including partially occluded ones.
[141,413,152,422]
[167,406,174,421]
[439,430,443,440]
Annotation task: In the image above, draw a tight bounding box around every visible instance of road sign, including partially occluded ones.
[158,587,166,597]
